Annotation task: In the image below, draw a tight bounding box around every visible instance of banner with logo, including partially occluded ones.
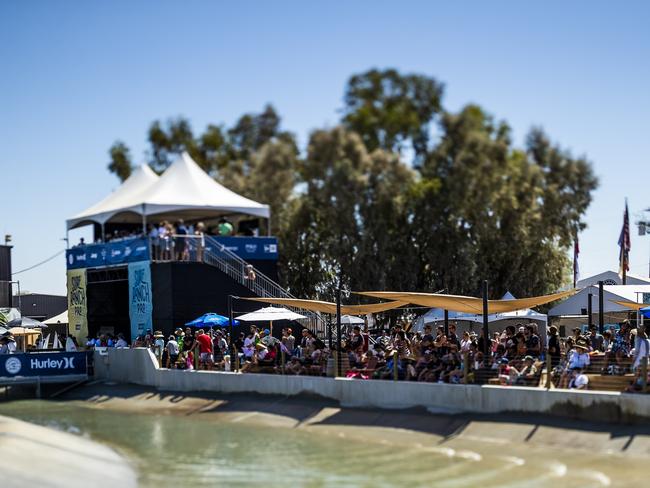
[0,352,90,378]
[66,238,150,269]
[67,268,88,342]
[128,261,153,341]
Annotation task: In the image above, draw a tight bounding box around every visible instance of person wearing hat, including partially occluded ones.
[512,355,538,386]
[166,334,179,368]
[559,338,591,388]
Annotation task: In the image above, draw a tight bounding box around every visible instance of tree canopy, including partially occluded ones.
[107,68,598,299]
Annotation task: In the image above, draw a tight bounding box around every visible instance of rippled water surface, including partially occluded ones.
[0,400,642,487]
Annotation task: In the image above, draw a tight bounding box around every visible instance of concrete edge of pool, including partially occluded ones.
[94,348,650,424]
[0,413,137,488]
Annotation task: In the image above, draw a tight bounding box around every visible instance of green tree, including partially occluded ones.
[107,141,133,182]
[248,139,299,235]
[342,68,444,164]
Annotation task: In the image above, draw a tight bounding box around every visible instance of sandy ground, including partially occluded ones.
[57,381,650,457]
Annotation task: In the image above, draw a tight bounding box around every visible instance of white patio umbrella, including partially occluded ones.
[236,307,307,370]
[340,314,364,325]
[236,306,306,322]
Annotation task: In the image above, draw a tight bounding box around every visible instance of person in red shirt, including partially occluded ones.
[195,329,214,370]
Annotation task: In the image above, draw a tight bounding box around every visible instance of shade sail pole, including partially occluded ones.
[141,203,147,236]
[482,280,489,356]
[598,280,604,334]
[336,277,342,377]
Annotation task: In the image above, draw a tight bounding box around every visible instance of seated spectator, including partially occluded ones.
[587,324,605,352]
[568,367,589,390]
[510,355,538,386]
[524,324,541,357]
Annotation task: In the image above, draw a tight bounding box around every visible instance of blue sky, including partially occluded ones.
[1,0,649,295]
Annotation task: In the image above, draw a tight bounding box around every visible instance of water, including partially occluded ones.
[0,400,644,487]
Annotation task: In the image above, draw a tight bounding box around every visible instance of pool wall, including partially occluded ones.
[94,348,650,423]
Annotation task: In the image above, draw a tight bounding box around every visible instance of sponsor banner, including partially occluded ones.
[0,352,89,377]
[206,236,278,260]
[128,261,153,342]
[67,268,88,342]
[66,238,150,269]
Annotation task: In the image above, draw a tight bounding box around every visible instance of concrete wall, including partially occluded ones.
[95,349,650,423]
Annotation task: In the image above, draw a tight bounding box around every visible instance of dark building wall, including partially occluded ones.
[12,293,67,320]
[151,262,279,337]
[0,245,12,307]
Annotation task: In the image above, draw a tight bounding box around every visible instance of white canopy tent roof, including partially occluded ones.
[67,152,270,230]
[576,270,650,288]
[548,284,650,316]
[67,164,159,229]
[43,310,69,325]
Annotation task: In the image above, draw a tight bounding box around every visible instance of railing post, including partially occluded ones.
[463,352,469,384]
[545,352,552,389]
[393,351,399,381]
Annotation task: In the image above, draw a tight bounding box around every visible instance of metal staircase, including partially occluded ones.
[183,236,327,336]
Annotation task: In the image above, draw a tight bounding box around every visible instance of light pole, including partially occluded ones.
[637,215,650,278]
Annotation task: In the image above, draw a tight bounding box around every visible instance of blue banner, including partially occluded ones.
[66,238,150,269]
[207,236,278,260]
[128,261,153,341]
[0,352,90,378]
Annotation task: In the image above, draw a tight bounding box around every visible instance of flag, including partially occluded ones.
[618,201,631,282]
[573,237,579,288]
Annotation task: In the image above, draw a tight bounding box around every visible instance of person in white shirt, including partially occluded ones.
[633,329,650,370]
[242,333,255,359]
[115,333,129,348]
[568,367,589,389]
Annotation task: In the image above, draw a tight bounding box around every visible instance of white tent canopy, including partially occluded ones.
[548,284,650,316]
[576,270,650,288]
[43,310,69,325]
[67,152,270,230]
[67,164,159,229]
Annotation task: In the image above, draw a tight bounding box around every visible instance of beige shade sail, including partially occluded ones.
[242,297,407,315]
[611,300,650,310]
[354,289,577,314]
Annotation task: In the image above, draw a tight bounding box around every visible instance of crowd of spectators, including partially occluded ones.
[78,316,650,393]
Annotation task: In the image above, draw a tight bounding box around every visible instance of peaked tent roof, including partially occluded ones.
[67,164,159,229]
[548,284,650,316]
[67,153,270,230]
[576,270,650,288]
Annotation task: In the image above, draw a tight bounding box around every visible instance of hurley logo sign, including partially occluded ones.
[30,356,76,370]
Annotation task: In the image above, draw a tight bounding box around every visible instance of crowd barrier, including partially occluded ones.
[94,348,650,423]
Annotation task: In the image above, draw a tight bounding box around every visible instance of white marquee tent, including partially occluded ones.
[576,270,650,288]
[548,284,650,316]
[67,152,270,231]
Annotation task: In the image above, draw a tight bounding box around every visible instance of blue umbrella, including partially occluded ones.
[641,306,650,320]
[185,313,239,327]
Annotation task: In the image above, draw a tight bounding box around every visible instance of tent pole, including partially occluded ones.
[482,280,489,357]
[336,279,342,377]
[598,280,604,334]
[141,203,147,236]
[229,295,235,372]
[444,310,449,336]
[587,292,593,327]
[101,223,106,242]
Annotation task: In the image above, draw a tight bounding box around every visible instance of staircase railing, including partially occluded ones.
[153,235,327,337]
